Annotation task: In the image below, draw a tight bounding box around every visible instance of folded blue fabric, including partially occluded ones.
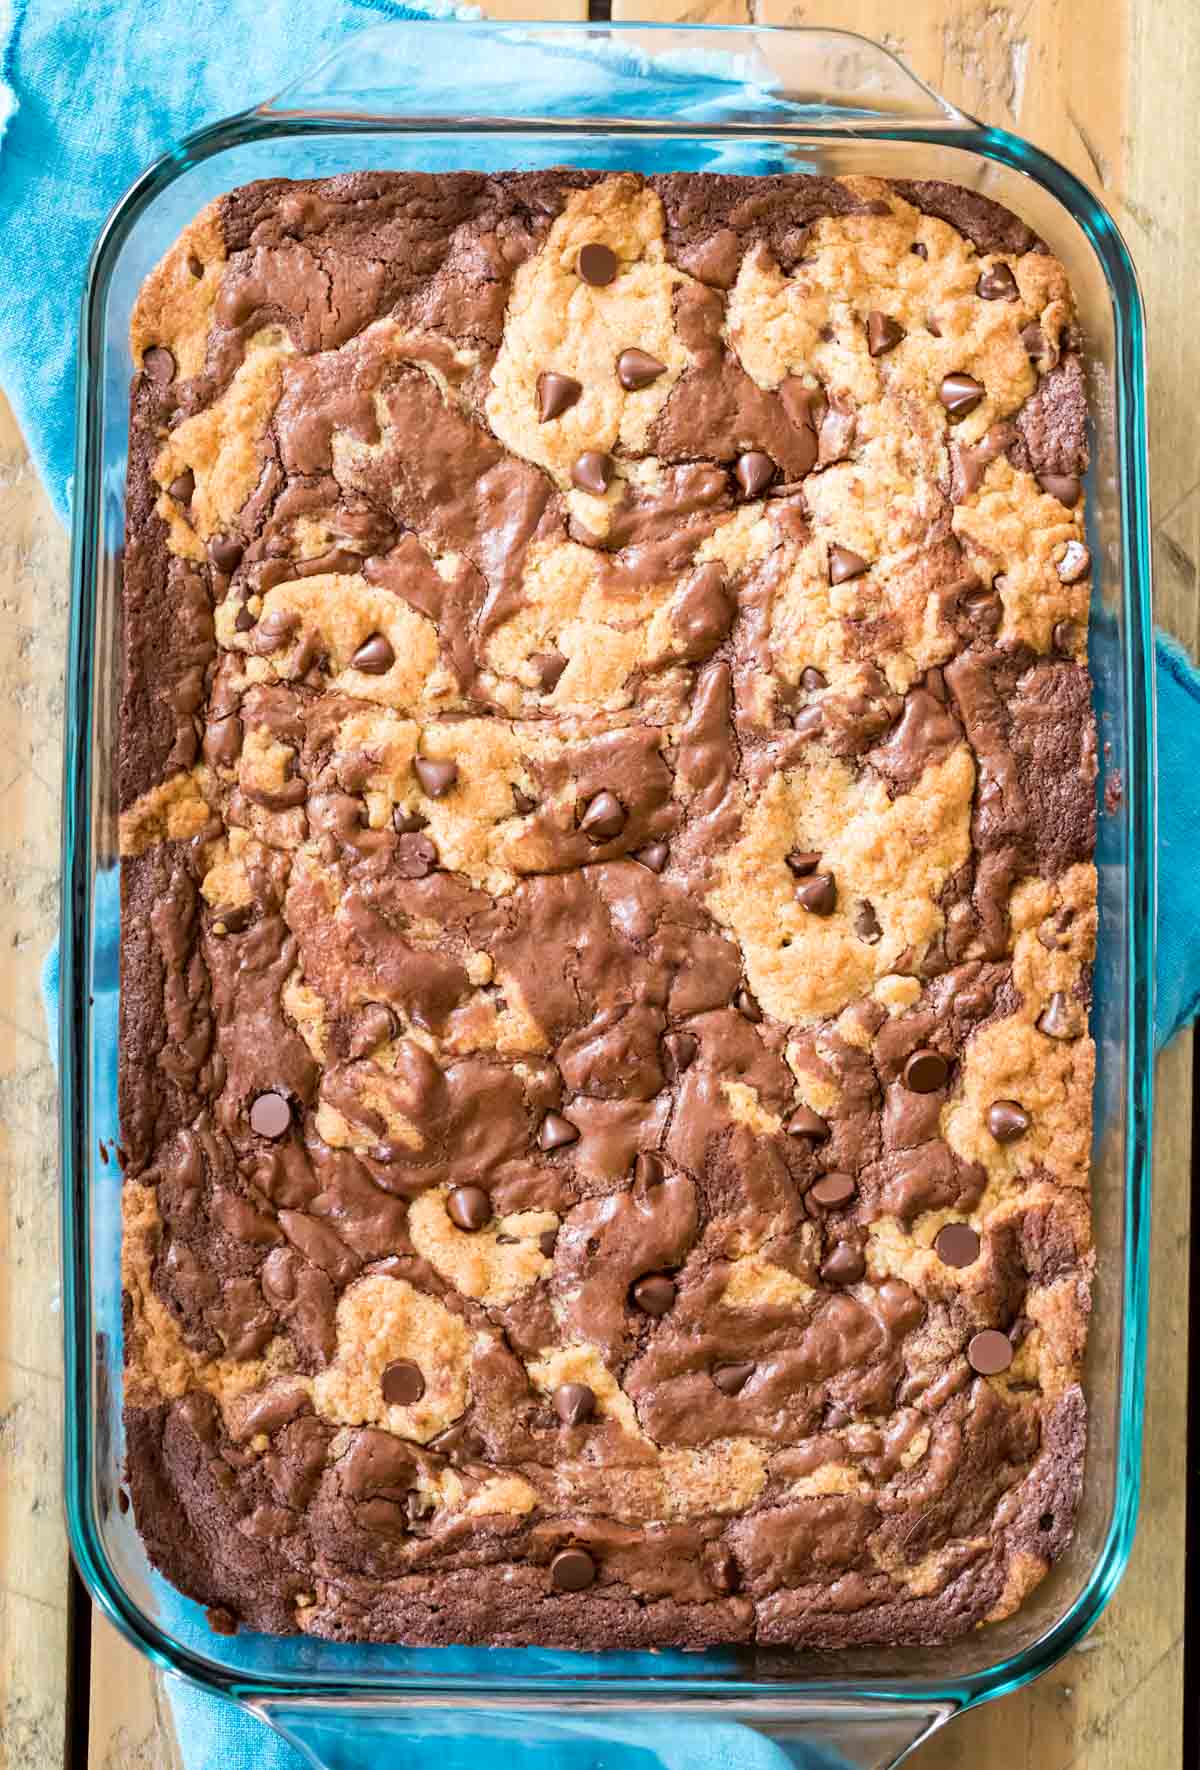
[11,2,1191,1765]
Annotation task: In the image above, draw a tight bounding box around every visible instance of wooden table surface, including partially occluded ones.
[1,1,1195,1765]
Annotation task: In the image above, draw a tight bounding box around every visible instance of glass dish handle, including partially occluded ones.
[256,1697,955,1770]
[253,20,969,130]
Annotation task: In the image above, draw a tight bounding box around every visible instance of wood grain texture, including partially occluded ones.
[0,1,1192,1766]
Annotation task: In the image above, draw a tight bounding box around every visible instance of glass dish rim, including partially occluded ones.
[58,17,1156,1718]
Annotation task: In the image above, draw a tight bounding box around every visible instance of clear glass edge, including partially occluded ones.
[58,39,1156,1721]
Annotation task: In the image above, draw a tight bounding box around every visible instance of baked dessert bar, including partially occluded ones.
[118,170,1096,1648]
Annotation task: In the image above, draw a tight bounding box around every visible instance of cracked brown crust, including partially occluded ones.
[119,170,1096,1652]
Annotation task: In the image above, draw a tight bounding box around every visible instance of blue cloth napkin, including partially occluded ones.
[10,1,1191,1765]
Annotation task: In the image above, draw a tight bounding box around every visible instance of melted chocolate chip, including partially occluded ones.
[249,1091,291,1139]
[393,808,429,835]
[785,850,821,877]
[967,1329,1013,1374]
[532,649,568,692]
[513,785,538,814]
[1021,322,1048,361]
[1056,540,1091,583]
[935,1223,981,1268]
[1038,473,1082,507]
[1053,621,1076,655]
[579,790,626,842]
[572,451,614,496]
[976,262,1018,301]
[381,1359,426,1405]
[810,1172,857,1209]
[234,604,256,632]
[537,372,582,423]
[202,714,243,770]
[854,900,882,944]
[577,243,618,286]
[734,451,776,498]
[987,1099,1030,1142]
[829,545,869,585]
[413,756,459,798]
[800,667,827,692]
[168,469,195,504]
[447,1185,491,1232]
[143,346,176,385]
[712,1361,754,1395]
[551,1547,597,1590]
[554,1383,595,1425]
[395,833,439,879]
[347,1003,398,1059]
[735,989,763,1024]
[785,1106,829,1141]
[795,873,837,916]
[635,1151,666,1188]
[792,705,824,739]
[1038,992,1076,1038]
[631,1273,676,1316]
[820,1242,865,1284]
[939,373,985,417]
[910,241,928,259]
[208,534,244,573]
[538,1112,580,1151]
[903,1050,949,1093]
[205,1606,238,1636]
[867,311,904,356]
[617,348,666,391]
[350,632,395,674]
[634,841,669,873]
[539,1228,560,1258]
[662,1032,698,1080]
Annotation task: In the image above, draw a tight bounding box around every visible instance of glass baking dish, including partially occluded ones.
[59,21,1155,1769]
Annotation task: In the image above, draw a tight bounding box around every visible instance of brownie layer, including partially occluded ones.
[118,170,1096,1649]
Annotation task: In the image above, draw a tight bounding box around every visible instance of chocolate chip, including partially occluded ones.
[579,789,626,842]
[350,632,395,674]
[635,1151,666,1189]
[959,585,1002,627]
[1038,473,1082,507]
[513,785,538,814]
[447,1185,491,1232]
[234,604,256,632]
[967,1329,1013,1375]
[532,649,567,692]
[208,534,244,573]
[617,348,666,391]
[910,241,928,259]
[976,262,1018,301]
[577,243,618,286]
[551,1547,597,1591]
[785,850,821,878]
[926,315,942,339]
[249,1091,291,1139]
[854,900,882,944]
[939,373,985,417]
[252,608,298,653]
[662,1032,698,1080]
[538,1112,580,1151]
[381,1359,425,1405]
[903,1049,948,1093]
[1021,322,1048,361]
[572,451,614,496]
[735,989,762,1024]
[143,346,176,385]
[1038,992,1076,1039]
[168,469,195,504]
[117,1487,130,1514]
[800,667,827,692]
[395,833,439,878]
[867,311,904,356]
[205,1606,238,1637]
[935,1223,981,1268]
[634,841,669,873]
[347,1003,399,1059]
[712,1361,754,1395]
[792,705,824,739]
[786,1105,829,1141]
[987,1099,1030,1142]
[1056,540,1091,583]
[811,1172,856,1209]
[734,451,775,498]
[413,756,458,798]
[393,808,429,835]
[795,873,837,916]
[820,1242,865,1284]
[537,371,582,423]
[1053,621,1076,654]
[925,666,948,702]
[539,1228,559,1258]
[187,254,204,279]
[631,1273,676,1316]
[554,1383,595,1425]
[202,713,243,769]
[829,545,869,585]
